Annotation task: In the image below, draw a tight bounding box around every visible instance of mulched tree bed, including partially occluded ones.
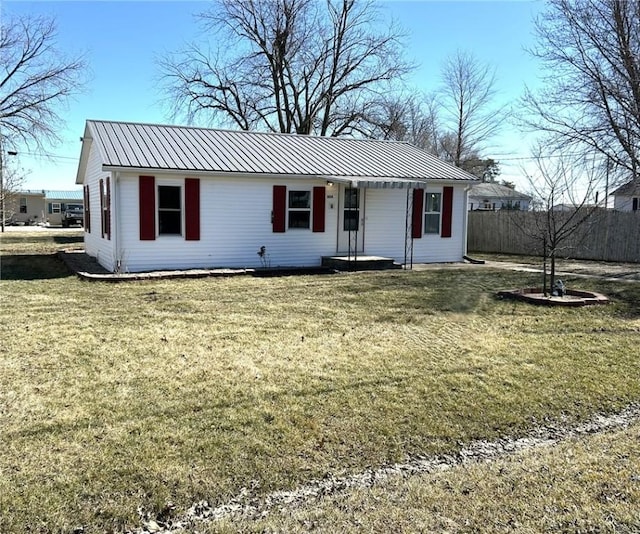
[497,287,610,307]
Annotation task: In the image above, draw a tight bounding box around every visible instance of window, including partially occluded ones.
[19,197,27,213]
[51,203,61,214]
[343,188,359,231]
[288,190,310,229]
[424,192,441,234]
[633,198,639,211]
[158,185,182,235]
[100,178,111,239]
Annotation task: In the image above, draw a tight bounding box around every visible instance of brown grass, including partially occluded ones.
[0,230,639,532]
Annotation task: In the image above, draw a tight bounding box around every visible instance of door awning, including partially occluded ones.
[323,176,429,189]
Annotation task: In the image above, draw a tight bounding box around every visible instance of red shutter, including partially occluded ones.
[99,178,105,238]
[412,188,424,239]
[312,186,326,232]
[272,185,286,232]
[441,186,454,238]
[139,176,156,240]
[84,185,91,233]
[105,177,112,240]
[185,178,200,241]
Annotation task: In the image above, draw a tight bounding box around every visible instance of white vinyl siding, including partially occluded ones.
[361,185,466,264]
[116,175,335,272]
[82,141,115,270]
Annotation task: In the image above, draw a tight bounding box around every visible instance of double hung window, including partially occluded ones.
[424,192,441,234]
[158,185,182,235]
[288,190,311,229]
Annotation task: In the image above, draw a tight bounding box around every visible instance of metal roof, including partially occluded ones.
[611,178,640,197]
[78,120,477,186]
[469,182,532,200]
[44,190,84,200]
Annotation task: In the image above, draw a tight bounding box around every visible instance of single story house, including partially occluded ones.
[468,182,532,211]
[611,178,640,211]
[44,190,84,226]
[75,120,478,273]
[5,189,83,226]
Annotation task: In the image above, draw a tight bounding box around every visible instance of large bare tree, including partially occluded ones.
[0,14,85,150]
[365,92,441,152]
[522,0,640,180]
[161,0,412,136]
[0,14,85,231]
[437,50,507,168]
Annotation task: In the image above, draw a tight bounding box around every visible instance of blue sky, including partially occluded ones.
[4,0,544,191]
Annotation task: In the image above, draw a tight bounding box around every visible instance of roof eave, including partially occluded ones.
[103,165,478,185]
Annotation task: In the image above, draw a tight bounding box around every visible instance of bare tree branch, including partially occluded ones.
[520,0,640,183]
[0,14,86,152]
[160,0,413,136]
[437,50,508,167]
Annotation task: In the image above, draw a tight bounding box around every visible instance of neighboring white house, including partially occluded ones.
[611,178,640,211]
[468,182,532,211]
[75,120,478,273]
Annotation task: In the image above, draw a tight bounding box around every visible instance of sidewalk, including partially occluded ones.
[481,259,640,283]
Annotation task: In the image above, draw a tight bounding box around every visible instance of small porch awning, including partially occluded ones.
[323,176,429,189]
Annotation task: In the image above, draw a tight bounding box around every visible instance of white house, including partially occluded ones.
[75,120,478,273]
[468,182,532,211]
[611,178,640,211]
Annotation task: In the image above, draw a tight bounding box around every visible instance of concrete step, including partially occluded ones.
[321,255,401,271]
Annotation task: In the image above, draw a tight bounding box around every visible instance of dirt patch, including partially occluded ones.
[130,403,640,533]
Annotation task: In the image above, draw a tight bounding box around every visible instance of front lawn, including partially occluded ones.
[1,231,639,532]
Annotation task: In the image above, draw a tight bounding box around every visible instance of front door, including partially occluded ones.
[337,186,364,254]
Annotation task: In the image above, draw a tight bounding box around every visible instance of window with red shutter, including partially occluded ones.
[139,176,156,240]
[105,177,111,240]
[272,185,286,232]
[312,186,326,232]
[441,186,454,238]
[99,179,105,238]
[84,185,91,233]
[185,178,200,240]
[411,188,424,238]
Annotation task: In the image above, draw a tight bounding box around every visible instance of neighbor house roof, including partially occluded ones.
[76,120,477,187]
[469,182,532,200]
[17,190,83,199]
[44,190,83,201]
[611,178,640,197]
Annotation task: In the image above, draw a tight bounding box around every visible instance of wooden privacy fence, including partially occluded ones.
[468,210,640,263]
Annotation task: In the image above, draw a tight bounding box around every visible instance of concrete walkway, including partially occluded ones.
[481,259,640,283]
[59,249,639,283]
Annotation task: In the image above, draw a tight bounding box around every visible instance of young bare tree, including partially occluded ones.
[522,0,640,181]
[161,0,413,136]
[437,50,507,167]
[518,148,605,294]
[0,14,86,150]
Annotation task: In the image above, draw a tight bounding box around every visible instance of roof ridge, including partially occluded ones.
[86,119,416,147]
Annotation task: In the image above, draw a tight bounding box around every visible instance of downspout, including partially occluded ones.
[462,184,472,258]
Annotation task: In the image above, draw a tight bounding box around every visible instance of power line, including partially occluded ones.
[18,151,78,161]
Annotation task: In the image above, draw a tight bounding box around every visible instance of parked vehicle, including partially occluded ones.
[61,204,84,227]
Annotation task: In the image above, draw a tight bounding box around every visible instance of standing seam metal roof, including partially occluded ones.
[86,120,477,182]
